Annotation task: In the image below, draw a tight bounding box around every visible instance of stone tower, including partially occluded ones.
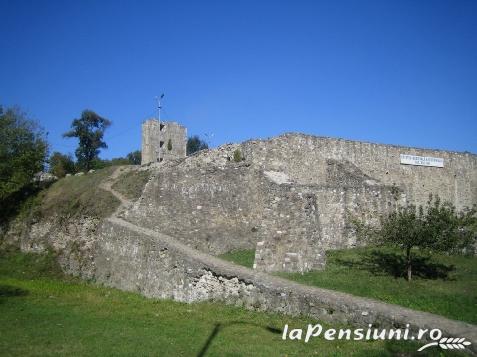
[141,119,187,165]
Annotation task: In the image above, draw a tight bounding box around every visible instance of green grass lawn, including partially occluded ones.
[218,249,255,268]
[220,247,477,325]
[0,249,460,357]
[275,247,477,325]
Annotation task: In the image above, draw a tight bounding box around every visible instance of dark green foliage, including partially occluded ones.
[126,150,141,165]
[233,149,242,162]
[63,110,111,171]
[354,195,476,281]
[0,106,48,202]
[167,138,173,151]
[186,135,208,155]
[49,152,75,178]
[0,106,48,226]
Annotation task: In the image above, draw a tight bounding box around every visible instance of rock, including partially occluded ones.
[75,172,85,176]
[88,169,96,174]
[33,172,58,184]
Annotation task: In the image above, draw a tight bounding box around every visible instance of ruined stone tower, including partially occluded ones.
[141,119,187,165]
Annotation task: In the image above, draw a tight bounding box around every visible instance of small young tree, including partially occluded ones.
[354,195,476,281]
[167,138,173,151]
[63,110,111,172]
[233,149,242,162]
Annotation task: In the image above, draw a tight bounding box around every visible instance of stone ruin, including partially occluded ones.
[141,118,187,165]
[137,130,477,273]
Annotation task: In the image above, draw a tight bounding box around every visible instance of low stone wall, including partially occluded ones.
[94,217,477,353]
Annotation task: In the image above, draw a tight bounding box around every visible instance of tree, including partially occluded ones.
[354,195,476,281]
[127,150,141,165]
[63,110,111,171]
[167,138,173,151]
[49,152,75,178]
[0,106,48,202]
[186,135,208,155]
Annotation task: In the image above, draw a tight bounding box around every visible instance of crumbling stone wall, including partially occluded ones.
[241,133,476,210]
[131,133,476,273]
[94,217,477,353]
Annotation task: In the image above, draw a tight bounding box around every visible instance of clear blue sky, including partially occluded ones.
[1,0,476,158]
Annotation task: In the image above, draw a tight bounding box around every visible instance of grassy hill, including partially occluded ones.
[1,248,465,357]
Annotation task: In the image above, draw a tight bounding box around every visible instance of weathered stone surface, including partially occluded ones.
[128,133,476,272]
[141,119,187,165]
[94,217,477,353]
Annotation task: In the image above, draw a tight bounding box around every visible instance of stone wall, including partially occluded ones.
[94,217,477,353]
[241,133,477,210]
[125,160,328,272]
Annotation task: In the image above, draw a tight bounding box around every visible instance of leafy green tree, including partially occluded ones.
[354,195,476,281]
[49,152,75,178]
[63,110,111,172]
[186,135,208,155]
[0,106,48,202]
[127,150,141,165]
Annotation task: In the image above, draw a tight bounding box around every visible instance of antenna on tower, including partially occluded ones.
[155,93,164,122]
[155,93,165,164]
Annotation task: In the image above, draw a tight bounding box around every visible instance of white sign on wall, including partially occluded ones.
[400,154,444,168]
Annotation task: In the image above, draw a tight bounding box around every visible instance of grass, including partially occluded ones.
[0,249,461,356]
[39,166,119,219]
[218,249,255,268]
[111,168,151,201]
[276,247,477,325]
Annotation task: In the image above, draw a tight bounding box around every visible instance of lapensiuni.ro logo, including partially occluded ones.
[282,324,472,352]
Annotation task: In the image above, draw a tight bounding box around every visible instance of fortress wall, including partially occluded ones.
[125,164,268,255]
[124,162,327,270]
[141,120,161,165]
[242,134,477,210]
[253,184,325,273]
[94,217,477,353]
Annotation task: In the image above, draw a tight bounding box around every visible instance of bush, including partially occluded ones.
[233,149,242,162]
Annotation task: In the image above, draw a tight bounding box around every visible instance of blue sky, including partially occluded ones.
[1,0,476,158]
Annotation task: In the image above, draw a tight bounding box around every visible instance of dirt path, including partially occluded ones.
[99,166,135,216]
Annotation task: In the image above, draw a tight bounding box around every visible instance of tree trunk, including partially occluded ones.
[406,246,412,281]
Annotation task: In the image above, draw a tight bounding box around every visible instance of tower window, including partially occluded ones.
[160,123,165,131]
[159,141,164,147]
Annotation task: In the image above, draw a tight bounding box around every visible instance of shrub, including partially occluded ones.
[233,149,242,162]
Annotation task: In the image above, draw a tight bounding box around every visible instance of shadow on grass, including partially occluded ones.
[336,250,455,280]
[197,321,281,357]
[0,284,29,299]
